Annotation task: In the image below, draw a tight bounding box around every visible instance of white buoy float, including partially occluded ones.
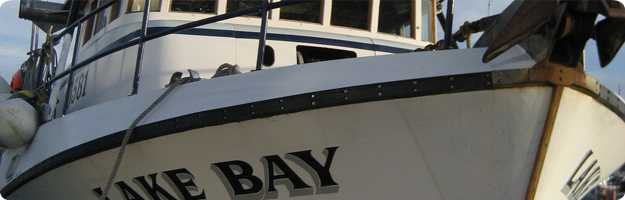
[0,76,38,149]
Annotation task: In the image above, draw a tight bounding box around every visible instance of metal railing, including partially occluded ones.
[49,0,307,114]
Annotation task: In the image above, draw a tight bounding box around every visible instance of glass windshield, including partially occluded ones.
[331,0,370,30]
[378,0,413,38]
[280,0,322,23]
[171,0,216,13]
[421,0,433,42]
[227,0,262,17]
[127,0,162,13]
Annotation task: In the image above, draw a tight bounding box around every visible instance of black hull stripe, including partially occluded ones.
[1,72,492,196]
[98,27,413,57]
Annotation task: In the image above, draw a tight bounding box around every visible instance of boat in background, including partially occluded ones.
[0,0,624,199]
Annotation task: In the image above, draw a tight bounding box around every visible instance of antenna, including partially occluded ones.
[487,0,493,15]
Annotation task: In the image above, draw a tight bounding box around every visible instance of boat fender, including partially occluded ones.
[0,76,9,94]
[10,70,23,92]
[0,97,38,149]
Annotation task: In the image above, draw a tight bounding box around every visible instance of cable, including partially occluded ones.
[98,74,185,200]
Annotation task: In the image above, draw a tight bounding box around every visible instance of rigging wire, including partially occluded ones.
[98,73,188,200]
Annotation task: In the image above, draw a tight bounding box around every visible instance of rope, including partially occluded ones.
[98,75,185,200]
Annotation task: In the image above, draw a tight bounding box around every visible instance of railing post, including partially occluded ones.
[444,0,454,48]
[131,0,152,95]
[255,0,269,71]
[63,24,82,115]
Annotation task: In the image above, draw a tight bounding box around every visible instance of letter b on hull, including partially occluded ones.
[212,160,264,200]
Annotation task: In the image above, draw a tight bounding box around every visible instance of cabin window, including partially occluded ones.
[421,0,434,42]
[94,0,109,34]
[331,0,370,29]
[109,0,121,23]
[226,0,262,17]
[378,0,413,38]
[83,1,97,45]
[279,0,321,23]
[127,0,162,13]
[171,0,216,13]
[296,46,357,64]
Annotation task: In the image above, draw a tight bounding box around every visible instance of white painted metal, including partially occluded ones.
[534,88,625,200]
[0,98,38,149]
[5,87,551,200]
[59,18,422,114]
[0,46,535,191]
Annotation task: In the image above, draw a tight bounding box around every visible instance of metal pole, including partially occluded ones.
[444,0,454,49]
[30,23,36,52]
[63,24,82,115]
[255,0,269,71]
[131,0,152,95]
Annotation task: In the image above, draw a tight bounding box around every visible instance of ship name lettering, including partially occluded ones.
[212,146,339,200]
[91,147,339,200]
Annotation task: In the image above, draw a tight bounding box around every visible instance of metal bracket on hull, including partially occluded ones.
[525,85,564,200]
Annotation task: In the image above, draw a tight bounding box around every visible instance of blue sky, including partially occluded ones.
[0,0,623,96]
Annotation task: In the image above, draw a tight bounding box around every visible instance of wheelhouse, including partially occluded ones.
[19,0,438,118]
[78,0,436,46]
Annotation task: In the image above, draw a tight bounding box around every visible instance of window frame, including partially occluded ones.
[376,0,416,39]
[109,0,122,23]
[82,0,97,45]
[126,0,162,13]
[93,0,109,35]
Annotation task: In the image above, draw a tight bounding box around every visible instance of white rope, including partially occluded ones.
[99,77,184,200]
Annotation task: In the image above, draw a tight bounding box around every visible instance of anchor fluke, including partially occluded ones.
[481,0,559,63]
[482,0,625,68]
[595,18,625,67]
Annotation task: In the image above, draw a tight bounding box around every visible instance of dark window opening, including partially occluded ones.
[280,0,321,23]
[171,0,216,13]
[227,0,262,17]
[109,0,121,23]
[378,0,413,38]
[331,0,369,29]
[263,45,275,66]
[127,0,162,13]
[83,1,97,45]
[94,0,109,34]
[296,46,357,64]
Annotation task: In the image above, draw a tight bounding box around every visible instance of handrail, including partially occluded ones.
[131,0,152,95]
[48,0,307,86]
[53,0,116,41]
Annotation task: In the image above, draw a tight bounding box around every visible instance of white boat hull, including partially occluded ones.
[7,87,555,200]
[1,48,623,200]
